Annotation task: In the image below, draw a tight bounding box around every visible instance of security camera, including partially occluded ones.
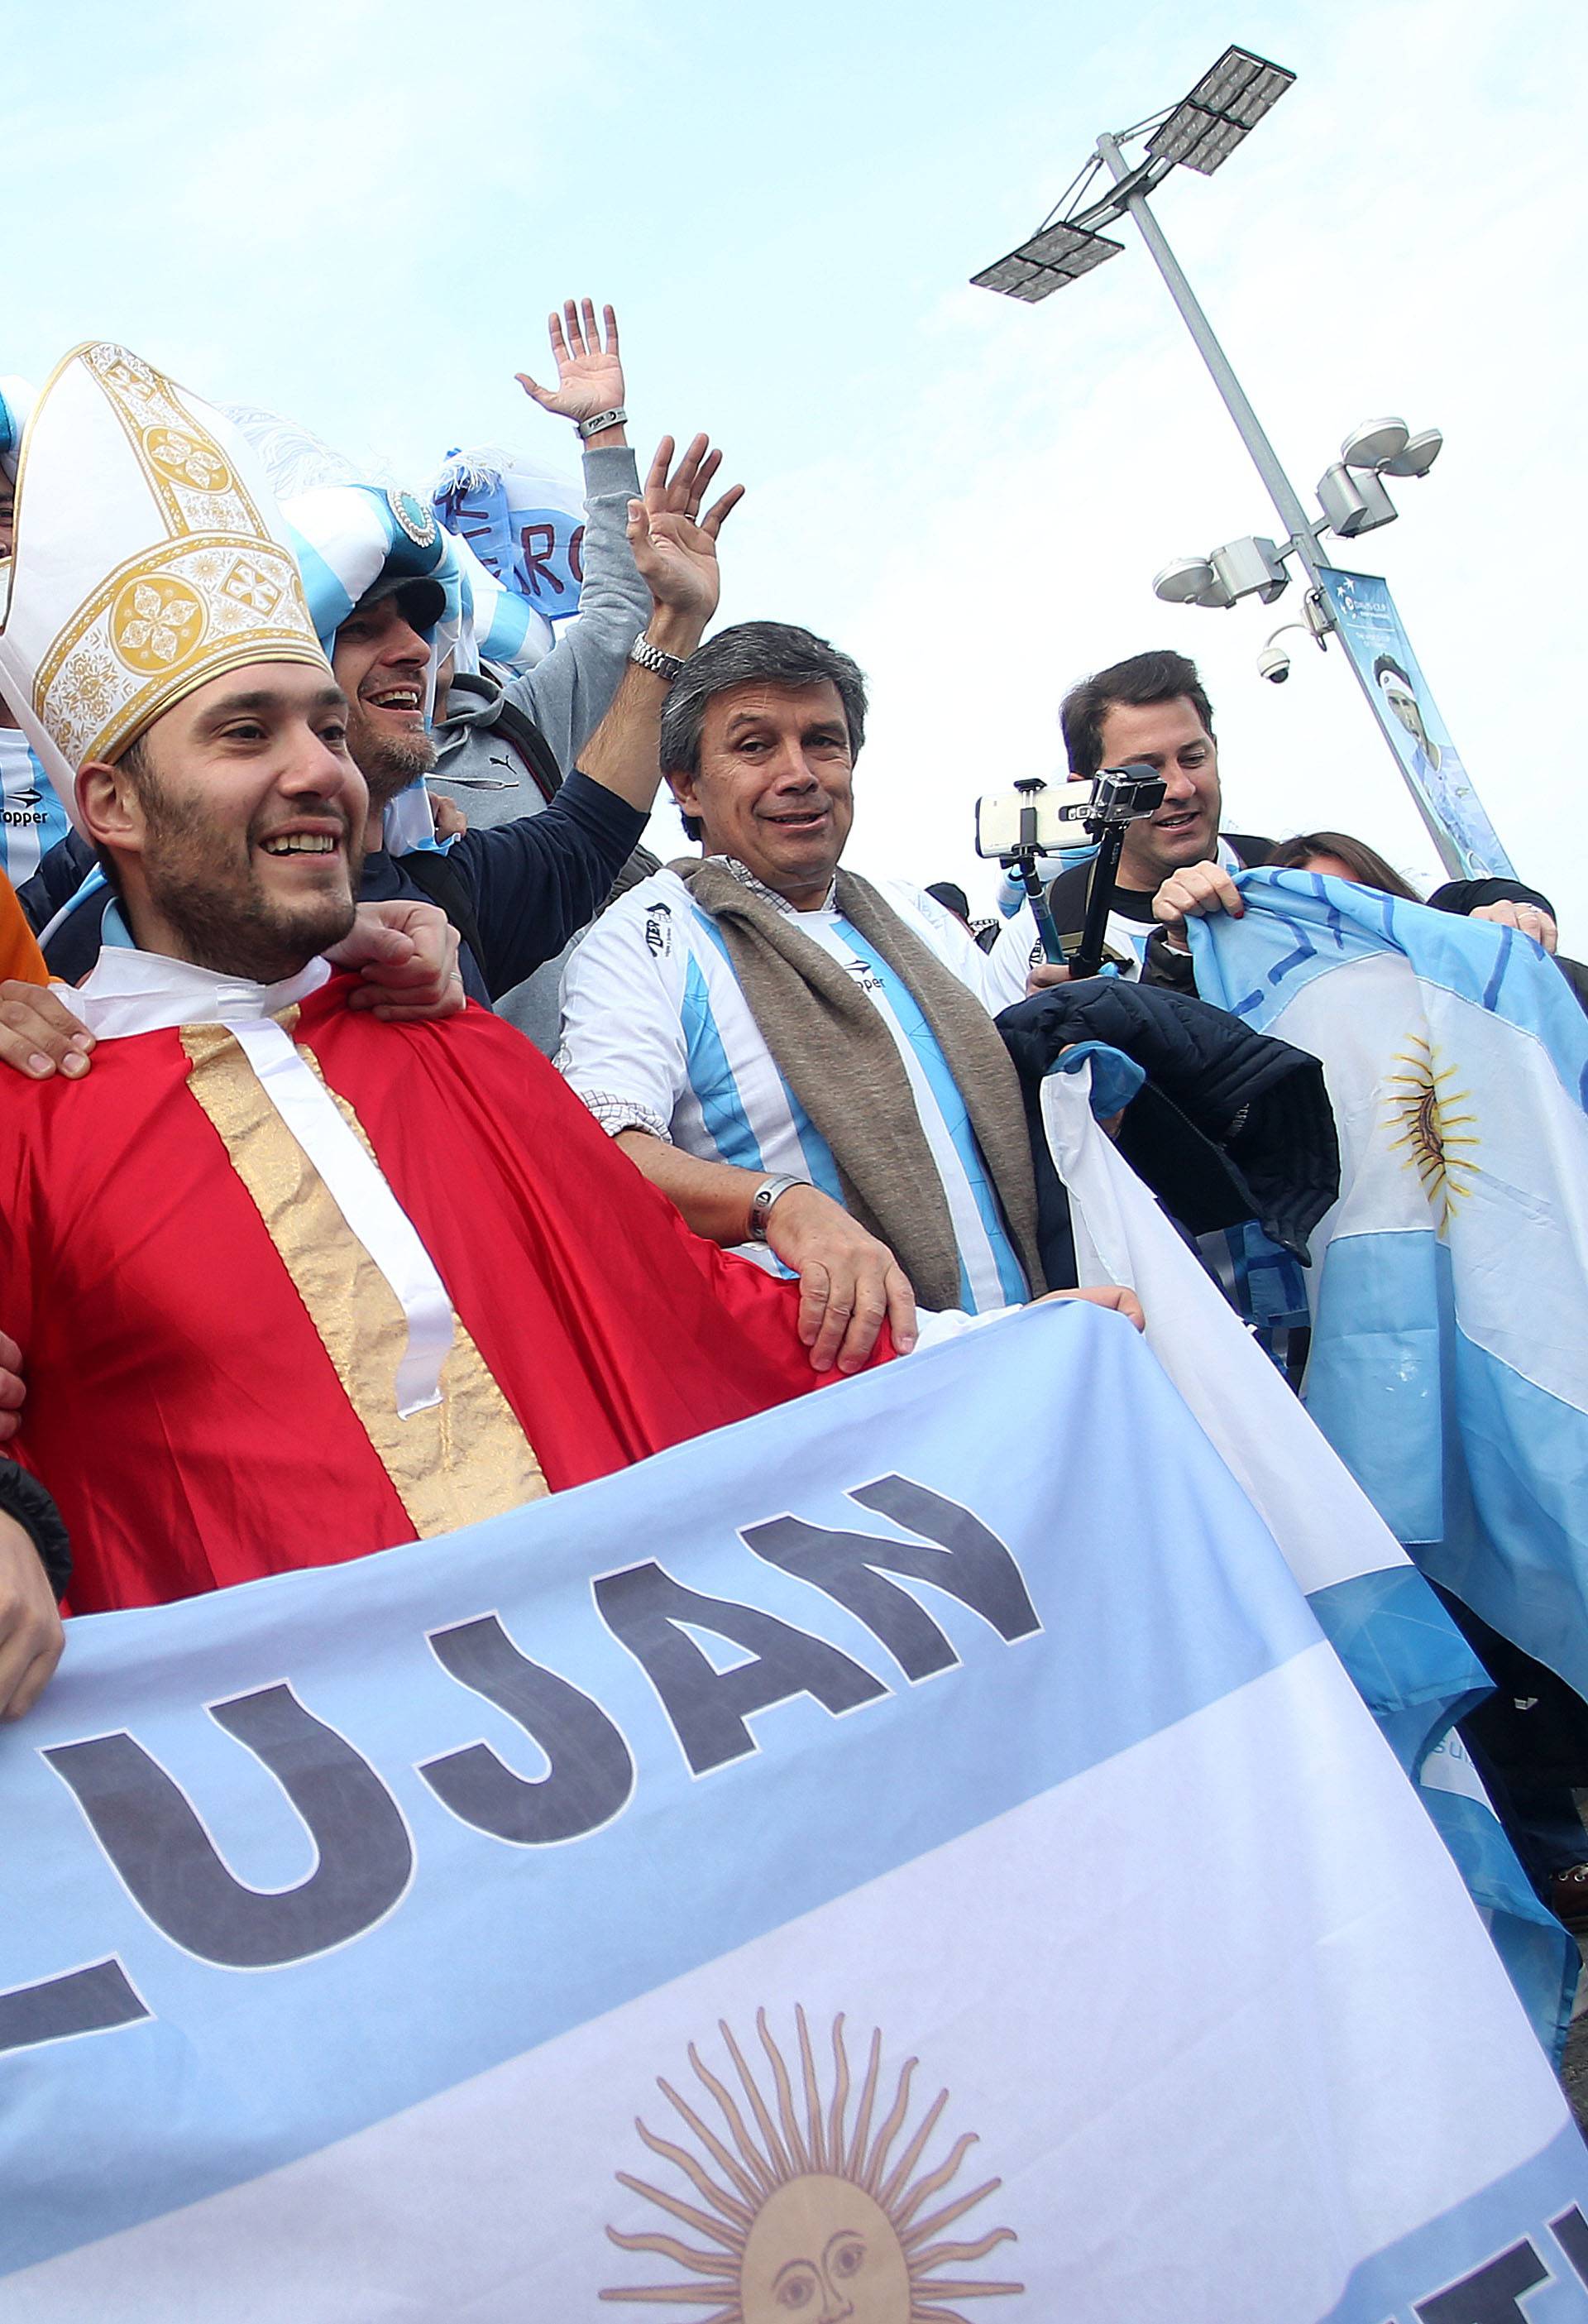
[1257,643,1291,684]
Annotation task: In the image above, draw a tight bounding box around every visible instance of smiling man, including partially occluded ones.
[0,348,935,1640]
[93,673,362,978]
[1051,649,1561,983]
[1042,649,1275,979]
[26,429,736,1012]
[557,621,1051,1368]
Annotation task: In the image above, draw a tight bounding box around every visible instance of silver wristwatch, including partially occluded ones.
[748,1174,810,1243]
[576,405,627,441]
[629,633,689,685]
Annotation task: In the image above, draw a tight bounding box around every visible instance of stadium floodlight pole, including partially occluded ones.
[970,46,1484,877]
[1090,130,1327,594]
[969,49,1322,586]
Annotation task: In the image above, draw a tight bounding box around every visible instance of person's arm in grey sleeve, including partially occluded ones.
[504,298,651,769]
[501,443,650,769]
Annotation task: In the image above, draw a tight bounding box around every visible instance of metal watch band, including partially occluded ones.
[748,1174,810,1243]
[629,634,689,685]
[576,405,627,441]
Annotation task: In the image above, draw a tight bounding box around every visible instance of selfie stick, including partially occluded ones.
[1068,824,1128,980]
[1008,779,1066,964]
[1066,761,1168,981]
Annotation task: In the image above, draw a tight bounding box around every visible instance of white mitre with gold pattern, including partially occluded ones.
[0,342,331,817]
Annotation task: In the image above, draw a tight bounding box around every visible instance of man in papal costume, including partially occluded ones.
[0,344,892,1614]
[0,345,1131,1627]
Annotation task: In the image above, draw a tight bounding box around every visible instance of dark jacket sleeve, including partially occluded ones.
[0,1461,71,1598]
[452,768,648,1002]
[1428,876,1556,920]
[997,980,1340,1263]
[18,830,96,937]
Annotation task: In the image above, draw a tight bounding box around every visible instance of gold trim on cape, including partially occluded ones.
[181,1019,547,1538]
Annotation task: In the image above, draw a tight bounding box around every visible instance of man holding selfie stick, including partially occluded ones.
[1050,648,1560,985]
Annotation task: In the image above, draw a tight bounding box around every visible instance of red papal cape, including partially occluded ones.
[2,977,888,1611]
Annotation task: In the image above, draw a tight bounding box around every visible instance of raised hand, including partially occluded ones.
[515,299,625,429]
[1471,898,1557,953]
[1151,860,1244,951]
[628,434,745,630]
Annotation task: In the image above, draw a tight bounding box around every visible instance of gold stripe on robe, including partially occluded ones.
[181,1018,547,1539]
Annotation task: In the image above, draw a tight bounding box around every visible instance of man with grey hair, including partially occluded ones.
[556,621,1049,1374]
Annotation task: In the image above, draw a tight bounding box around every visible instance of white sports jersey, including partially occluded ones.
[557,862,1037,1313]
[0,726,69,889]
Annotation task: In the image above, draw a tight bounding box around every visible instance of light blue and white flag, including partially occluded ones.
[3,1305,1587,2322]
[1189,873,1588,1708]
[443,517,554,675]
[1045,1052,1579,2050]
[433,443,586,625]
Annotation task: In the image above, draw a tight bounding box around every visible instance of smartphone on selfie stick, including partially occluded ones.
[975,765,1165,978]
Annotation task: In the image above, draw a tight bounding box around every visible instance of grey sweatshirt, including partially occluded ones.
[429,443,651,1049]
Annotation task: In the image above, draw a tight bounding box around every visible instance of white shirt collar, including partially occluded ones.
[65,947,332,1040]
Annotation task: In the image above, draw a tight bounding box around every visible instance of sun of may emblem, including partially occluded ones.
[601,2007,1023,2321]
[1384,1033,1480,1229]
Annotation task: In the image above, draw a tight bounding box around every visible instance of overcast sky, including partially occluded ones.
[11,0,1586,936]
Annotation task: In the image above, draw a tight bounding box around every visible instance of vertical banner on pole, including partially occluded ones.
[1314,568,1514,878]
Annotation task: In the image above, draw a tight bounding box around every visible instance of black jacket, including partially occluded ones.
[997,979,1341,1296]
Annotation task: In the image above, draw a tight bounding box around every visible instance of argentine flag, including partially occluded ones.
[1044,1050,1577,2052]
[2,1306,1586,2320]
[1190,872,1588,1708]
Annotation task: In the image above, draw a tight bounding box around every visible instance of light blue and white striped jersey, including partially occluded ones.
[0,726,69,889]
[557,864,1038,1313]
